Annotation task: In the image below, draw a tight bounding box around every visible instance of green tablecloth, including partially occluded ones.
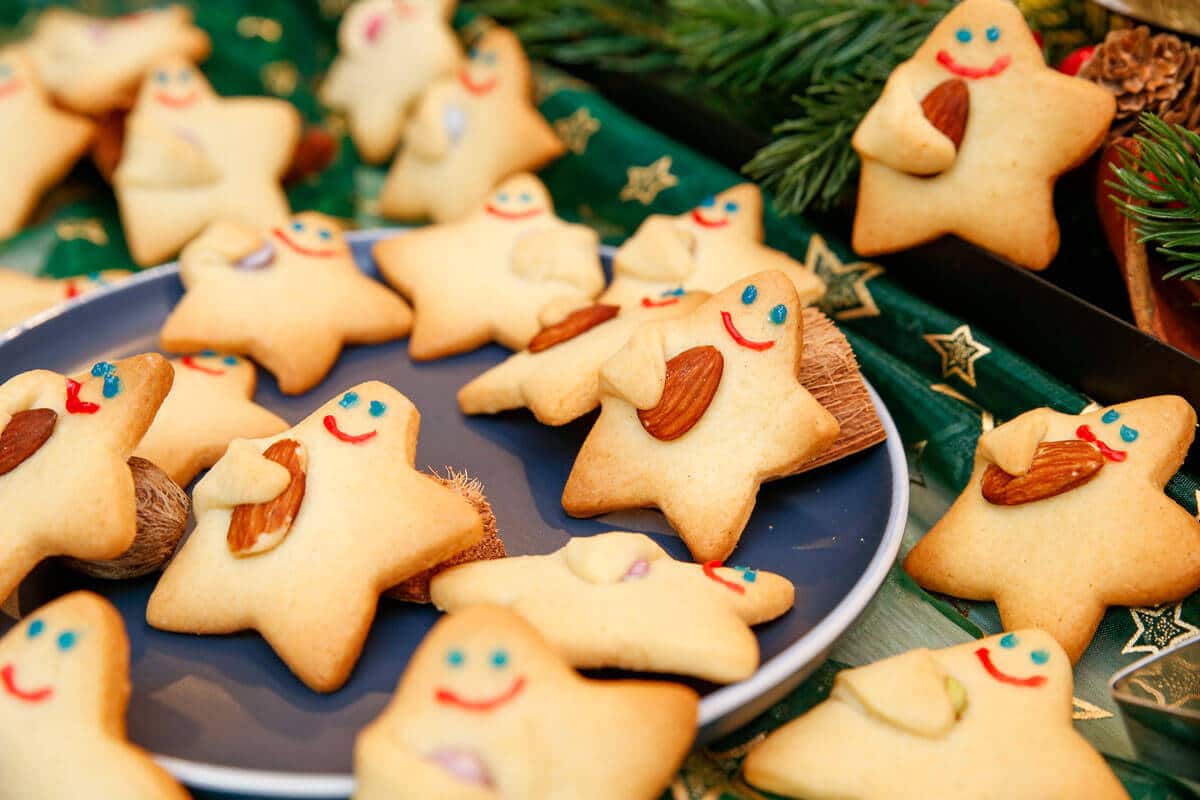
[0,2,1197,798]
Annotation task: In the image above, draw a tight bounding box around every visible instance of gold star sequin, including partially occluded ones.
[924,325,992,388]
[554,108,600,155]
[1071,696,1114,721]
[620,156,678,205]
[55,218,108,246]
[1129,655,1200,710]
[236,16,282,43]
[806,235,884,320]
[1123,604,1200,655]
[261,61,298,96]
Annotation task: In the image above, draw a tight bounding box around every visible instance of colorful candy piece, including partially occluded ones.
[905,396,1200,662]
[742,631,1128,800]
[354,604,697,799]
[147,382,486,692]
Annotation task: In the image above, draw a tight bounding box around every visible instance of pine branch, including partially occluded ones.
[1109,114,1200,282]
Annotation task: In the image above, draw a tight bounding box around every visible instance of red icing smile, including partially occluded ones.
[691,209,729,229]
[64,280,81,300]
[436,676,526,711]
[721,311,775,351]
[181,356,225,376]
[484,204,543,221]
[65,378,99,415]
[0,79,24,99]
[459,69,498,96]
[974,648,1047,688]
[155,90,199,109]
[936,50,1012,79]
[1076,425,1127,463]
[273,228,340,258]
[641,296,680,308]
[1,664,53,704]
[323,415,377,444]
[702,560,745,595]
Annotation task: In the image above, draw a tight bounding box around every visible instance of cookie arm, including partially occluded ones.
[852,66,957,176]
[613,216,696,283]
[599,324,667,409]
[405,84,457,161]
[977,408,1052,475]
[510,225,604,296]
[192,439,292,515]
[177,221,269,285]
[0,370,59,430]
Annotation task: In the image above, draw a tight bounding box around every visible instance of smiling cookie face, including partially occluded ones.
[458,27,527,99]
[968,630,1060,691]
[705,271,800,361]
[308,382,410,448]
[483,174,551,222]
[685,184,762,240]
[138,56,213,111]
[345,0,452,48]
[917,0,1041,81]
[272,213,351,260]
[177,351,255,392]
[1072,397,1194,481]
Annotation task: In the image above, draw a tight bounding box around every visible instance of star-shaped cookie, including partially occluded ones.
[431,531,794,683]
[742,630,1128,799]
[0,591,189,799]
[375,173,603,360]
[320,0,462,164]
[27,5,210,114]
[562,271,840,562]
[850,0,1115,270]
[905,397,1200,663]
[0,268,132,331]
[378,26,565,222]
[113,56,301,265]
[159,212,413,394]
[0,353,173,602]
[0,49,95,239]
[354,604,697,800]
[133,352,288,487]
[146,382,485,692]
[607,184,825,306]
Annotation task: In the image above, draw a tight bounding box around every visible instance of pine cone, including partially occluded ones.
[1080,26,1200,140]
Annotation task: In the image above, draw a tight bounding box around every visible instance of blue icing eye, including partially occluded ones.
[91,361,115,377]
[291,220,304,232]
[700,196,716,208]
[1120,425,1138,442]
[339,392,359,409]
[27,619,43,639]
[178,69,191,82]
[155,69,168,83]
[223,356,238,366]
[201,349,216,356]
[446,648,464,668]
[770,304,788,325]
[1030,649,1050,665]
[102,374,121,399]
[57,631,77,652]
[661,287,685,297]
[318,229,333,241]
[497,191,509,202]
[741,284,758,305]
[734,566,757,583]
[87,272,102,282]
[369,400,387,418]
[1000,633,1018,649]
[519,192,532,203]
[483,52,497,65]
[986,26,1001,42]
[1101,409,1120,424]
[490,648,509,669]
[956,27,972,43]
[724,201,739,213]
[0,64,12,79]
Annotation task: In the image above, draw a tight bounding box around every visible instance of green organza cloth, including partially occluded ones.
[0,2,1196,798]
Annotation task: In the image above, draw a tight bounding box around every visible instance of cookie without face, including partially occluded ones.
[160,212,412,395]
[562,271,840,562]
[0,268,132,331]
[609,184,825,306]
[113,56,300,265]
[320,0,462,163]
[27,5,210,115]
[146,382,485,692]
[905,396,1200,663]
[431,531,794,683]
[354,604,697,800]
[375,173,603,360]
[133,353,288,487]
[0,353,173,602]
[851,0,1115,270]
[742,631,1128,800]
[378,26,565,222]
[0,49,95,239]
[0,592,190,799]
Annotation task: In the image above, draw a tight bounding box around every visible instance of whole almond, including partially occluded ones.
[922,78,970,151]
[638,345,724,441]
[228,439,307,556]
[528,304,620,353]
[0,409,57,477]
[981,440,1104,505]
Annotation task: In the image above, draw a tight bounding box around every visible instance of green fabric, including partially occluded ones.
[0,3,1197,799]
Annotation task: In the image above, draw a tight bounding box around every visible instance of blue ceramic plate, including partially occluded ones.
[0,232,908,799]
